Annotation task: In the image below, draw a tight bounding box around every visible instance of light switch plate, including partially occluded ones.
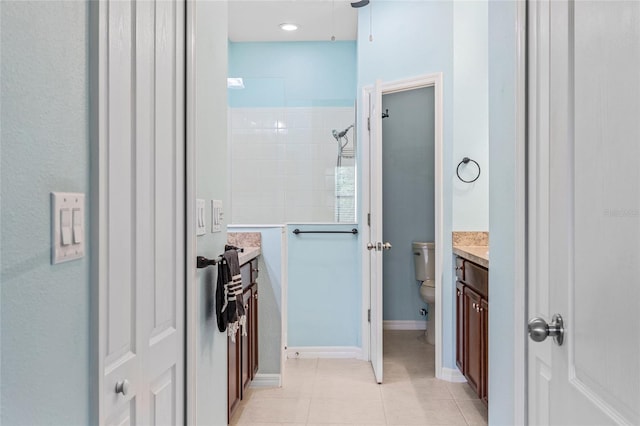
[211,200,223,233]
[196,199,206,236]
[51,192,85,264]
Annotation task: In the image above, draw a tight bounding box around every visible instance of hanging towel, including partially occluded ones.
[216,258,231,333]
[223,248,247,342]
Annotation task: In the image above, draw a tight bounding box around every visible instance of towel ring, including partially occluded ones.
[456,157,481,183]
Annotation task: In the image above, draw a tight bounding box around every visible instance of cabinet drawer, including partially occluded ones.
[455,257,465,281]
[464,261,488,298]
[240,262,251,289]
[250,258,259,283]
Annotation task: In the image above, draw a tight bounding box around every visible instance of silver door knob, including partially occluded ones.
[115,379,130,396]
[367,242,376,251]
[528,313,564,346]
[382,242,392,250]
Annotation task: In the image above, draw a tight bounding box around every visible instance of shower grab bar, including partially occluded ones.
[292,228,358,235]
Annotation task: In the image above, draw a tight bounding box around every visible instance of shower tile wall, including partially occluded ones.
[230,106,355,224]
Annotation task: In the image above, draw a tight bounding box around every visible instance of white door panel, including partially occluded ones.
[99,0,185,424]
[528,1,640,424]
[369,80,383,384]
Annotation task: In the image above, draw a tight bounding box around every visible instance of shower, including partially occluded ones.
[331,124,354,167]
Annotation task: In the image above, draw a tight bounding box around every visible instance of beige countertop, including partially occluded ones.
[453,245,489,269]
[238,246,260,265]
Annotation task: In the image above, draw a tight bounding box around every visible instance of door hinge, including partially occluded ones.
[367,117,371,131]
[368,309,371,322]
[367,213,371,226]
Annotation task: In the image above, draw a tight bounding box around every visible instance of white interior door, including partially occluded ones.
[98,0,185,424]
[527,1,640,424]
[368,80,384,384]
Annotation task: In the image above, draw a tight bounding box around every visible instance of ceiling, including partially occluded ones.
[228,1,360,42]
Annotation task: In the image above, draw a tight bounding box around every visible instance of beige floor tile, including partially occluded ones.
[231,397,311,424]
[446,382,480,400]
[312,376,382,400]
[381,378,453,401]
[456,399,488,425]
[307,398,387,424]
[383,398,467,426]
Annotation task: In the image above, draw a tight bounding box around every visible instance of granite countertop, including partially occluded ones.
[453,246,489,269]
[238,246,260,265]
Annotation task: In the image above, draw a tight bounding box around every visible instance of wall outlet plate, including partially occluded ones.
[51,192,85,264]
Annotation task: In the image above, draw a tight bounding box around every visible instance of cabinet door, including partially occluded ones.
[464,286,483,397]
[241,288,251,393]
[251,285,259,377]
[228,330,241,420]
[456,280,465,374]
[481,298,489,405]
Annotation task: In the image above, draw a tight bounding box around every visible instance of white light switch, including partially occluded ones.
[211,200,223,233]
[196,199,206,236]
[51,192,85,264]
[72,208,83,244]
[60,208,72,246]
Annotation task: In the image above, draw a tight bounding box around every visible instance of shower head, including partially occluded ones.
[331,124,354,141]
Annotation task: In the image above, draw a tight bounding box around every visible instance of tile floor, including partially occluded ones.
[230,330,488,425]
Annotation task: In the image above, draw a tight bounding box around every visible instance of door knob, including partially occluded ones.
[382,242,392,250]
[528,313,564,346]
[367,242,376,251]
[115,379,130,396]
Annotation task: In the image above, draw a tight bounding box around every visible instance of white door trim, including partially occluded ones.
[360,73,444,378]
[513,1,527,424]
[185,0,197,424]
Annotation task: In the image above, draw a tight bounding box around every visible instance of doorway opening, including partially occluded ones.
[361,73,444,383]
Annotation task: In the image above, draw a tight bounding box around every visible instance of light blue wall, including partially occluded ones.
[452,0,489,231]
[357,0,457,368]
[228,41,356,107]
[287,224,361,347]
[381,87,435,322]
[193,2,230,425]
[1,1,91,424]
[229,226,284,374]
[488,1,518,424]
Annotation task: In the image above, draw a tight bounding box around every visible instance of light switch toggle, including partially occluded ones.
[72,208,83,244]
[60,208,72,246]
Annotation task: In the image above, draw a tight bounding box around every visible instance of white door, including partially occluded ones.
[527,1,640,424]
[97,0,186,424]
[368,80,384,384]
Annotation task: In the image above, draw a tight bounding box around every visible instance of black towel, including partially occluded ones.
[216,259,231,333]
[223,249,246,342]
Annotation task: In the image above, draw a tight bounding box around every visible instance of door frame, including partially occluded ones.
[513,0,527,423]
[360,73,444,378]
[185,0,197,424]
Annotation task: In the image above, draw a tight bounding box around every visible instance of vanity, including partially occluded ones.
[453,233,489,405]
[227,235,261,421]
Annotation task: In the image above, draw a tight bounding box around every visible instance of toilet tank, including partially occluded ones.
[412,241,435,281]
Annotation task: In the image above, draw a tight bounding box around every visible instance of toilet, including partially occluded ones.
[412,241,436,345]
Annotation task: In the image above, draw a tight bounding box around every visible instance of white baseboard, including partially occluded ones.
[383,320,427,330]
[250,373,281,388]
[438,367,467,383]
[286,346,363,359]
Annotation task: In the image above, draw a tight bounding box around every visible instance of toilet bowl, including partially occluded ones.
[419,281,436,345]
[412,242,437,345]
[419,280,436,304]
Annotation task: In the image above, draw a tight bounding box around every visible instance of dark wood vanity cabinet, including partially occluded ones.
[228,258,259,422]
[455,256,489,404]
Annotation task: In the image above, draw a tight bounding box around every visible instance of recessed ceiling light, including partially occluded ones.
[279,23,298,32]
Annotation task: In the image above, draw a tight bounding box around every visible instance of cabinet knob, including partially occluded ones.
[244,303,249,310]
[457,290,461,297]
[254,293,258,300]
